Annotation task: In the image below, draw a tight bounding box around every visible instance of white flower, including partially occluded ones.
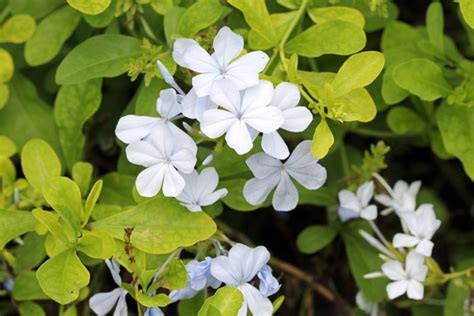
[257,265,281,297]
[382,251,428,300]
[176,167,228,212]
[173,26,269,97]
[338,181,377,222]
[115,88,197,153]
[243,140,327,212]
[181,88,218,121]
[157,60,185,95]
[210,243,273,316]
[170,257,221,302]
[200,80,284,155]
[375,180,421,215]
[89,259,128,315]
[392,204,441,257]
[125,124,196,197]
[355,291,378,316]
[261,82,312,159]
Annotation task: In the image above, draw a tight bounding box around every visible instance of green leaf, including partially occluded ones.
[426,2,444,56]
[444,259,474,315]
[307,6,365,29]
[56,34,142,85]
[177,0,223,37]
[77,230,115,259]
[135,78,168,116]
[67,0,111,15]
[341,221,387,302]
[198,286,244,316]
[297,224,339,254]
[83,0,116,28]
[228,0,277,49]
[99,172,136,206]
[72,161,94,197]
[154,258,188,290]
[0,75,61,154]
[43,177,83,235]
[0,135,16,158]
[18,302,46,316]
[12,271,48,301]
[83,179,103,225]
[285,20,366,57]
[54,79,102,168]
[14,233,47,272]
[21,139,61,192]
[437,104,474,180]
[24,6,81,66]
[0,48,13,83]
[459,0,474,29]
[311,119,334,159]
[248,11,295,50]
[0,14,36,44]
[0,210,36,249]
[10,0,64,19]
[136,292,171,308]
[36,248,90,304]
[164,7,186,46]
[178,292,205,316]
[0,83,9,110]
[387,106,426,135]
[381,66,409,105]
[150,0,174,15]
[332,51,385,97]
[334,88,377,122]
[32,209,72,246]
[392,58,452,101]
[91,196,217,254]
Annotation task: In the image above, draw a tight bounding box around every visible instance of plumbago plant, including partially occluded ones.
[0,0,473,315]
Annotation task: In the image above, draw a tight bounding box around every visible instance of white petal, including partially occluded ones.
[113,290,128,316]
[227,51,269,74]
[213,26,243,68]
[125,141,162,167]
[243,174,280,205]
[192,73,220,97]
[181,43,219,73]
[243,106,284,134]
[225,72,260,90]
[399,212,418,235]
[156,60,184,95]
[284,140,313,169]
[176,170,198,204]
[271,82,300,110]
[162,165,185,197]
[415,239,434,257]
[209,79,241,114]
[210,256,240,286]
[225,121,253,155]
[392,233,419,249]
[237,300,248,316]
[241,80,273,112]
[374,194,393,207]
[386,280,408,300]
[262,132,290,160]
[239,283,273,316]
[197,167,219,195]
[181,89,199,119]
[167,123,198,155]
[156,88,181,119]
[285,159,327,190]
[246,153,282,178]
[338,190,361,212]
[357,181,374,207]
[136,164,166,197]
[232,244,270,282]
[381,260,405,281]
[281,107,313,132]
[173,38,199,68]
[171,148,196,173]
[338,207,360,222]
[199,188,228,206]
[115,115,159,144]
[405,251,426,276]
[105,259,122,286]
[406,280,424,300]
[408,180,422,197]
[200,109,238,138]
[360,205,377,221]
[89,288,122,315]
[272,172,298,212]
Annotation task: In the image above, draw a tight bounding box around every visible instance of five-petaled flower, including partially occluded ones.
[338,181,377,222]
[375,180,421,215]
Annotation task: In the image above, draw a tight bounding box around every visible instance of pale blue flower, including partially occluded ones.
[144,307,164,316]
[257,265,280,297]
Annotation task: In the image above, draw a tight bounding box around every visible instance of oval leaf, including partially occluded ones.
[311,119,334,159]
[67,0,111,15]
[0,210,36,249]
[297,224,339,254]
[0,14,36,44]
[0,48,13,83]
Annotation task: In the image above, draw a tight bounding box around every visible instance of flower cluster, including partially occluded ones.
[116,26,327,212]
[338,176,441,309]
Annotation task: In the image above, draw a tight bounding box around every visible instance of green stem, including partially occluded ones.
[442,267,472,282]
[339,142,350,177]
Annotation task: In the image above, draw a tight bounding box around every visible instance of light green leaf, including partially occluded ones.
[0,75,61,153]
[198,286,244,316]
[72,161,94,197]
[426,2,444,56]
[437,104,474,180]
[307,6,365,29]
[444,259,474,315]
[0,135,16,158]
[0,83,9,110]
[228,0,277,49]
[150,0,173,15]
[381,66,409,105]
[459,0,474,29]
[43,177,83,234]
[77,230,115,259]
[334,88,377,122]
[54,79,102,168]
[91,196,217,254]
[164,7,186,46]
[18,302,46,316]
[178,292,205,316]
[99,172,136,206]
[14,233,47,272]
[67,0,112,15]
[0,210,36,249]
[297,224,339,254]
[177,0,223,37]
[332,51,385,97]
[248,11,296,50]
[25,6,81,66]
[83,0,116,28]
[56,34,142,85]
[21,139,61,192]
[311,119,334,159]
[136,293,171,308]
[83,179,103,225]
[12,271,48,301]
[11,0,64,19]
[392,58,452,101]
[36,248,90,304]
[32,209,72,246]
[0,14,36,44]
[285,20,366,57]
[154,258,188,290]
[0,48,13,83]
[387,106,426,135]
